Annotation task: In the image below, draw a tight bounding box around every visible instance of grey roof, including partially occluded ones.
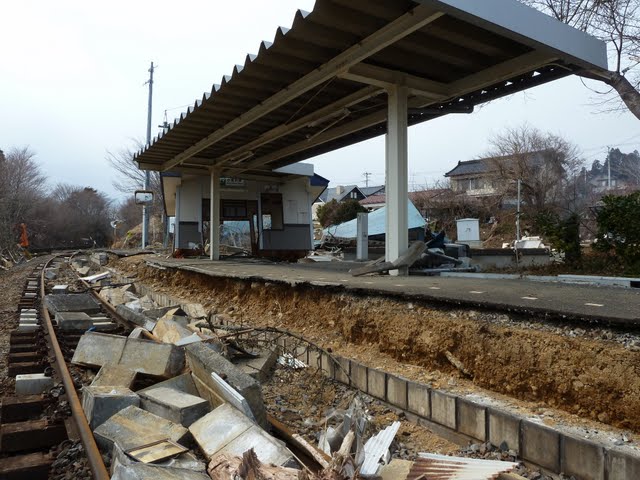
[445,159,492,177]
[360,185,385,197]
[319,185,362,203]
[134,0,607,179]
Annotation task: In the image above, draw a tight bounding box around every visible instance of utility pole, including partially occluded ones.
[516,178,522,241]
[363,172,372,188]
[607,147,612,190]
[142,61,154,248]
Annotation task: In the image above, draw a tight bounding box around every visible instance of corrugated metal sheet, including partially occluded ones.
[408,453,518,480]
[360,421,401,476]
[135,0,606,178]
[323,199,425,239]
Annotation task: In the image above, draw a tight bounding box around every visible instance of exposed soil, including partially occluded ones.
[113,255,640,436]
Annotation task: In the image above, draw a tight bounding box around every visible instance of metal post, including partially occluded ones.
[385,85,409,276]
[142,61,154,248]
[516,178,521,241]
[210,169,221,261]
[357,212,369,261]
[175,186,181,249]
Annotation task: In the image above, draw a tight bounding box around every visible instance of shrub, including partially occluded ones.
[534,210,581,265]
[593,192,640,268]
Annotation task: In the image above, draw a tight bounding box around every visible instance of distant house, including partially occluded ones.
[313,184,385,220]
[444,159,497,197]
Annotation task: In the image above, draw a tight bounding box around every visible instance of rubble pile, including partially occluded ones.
[52,255,525,479]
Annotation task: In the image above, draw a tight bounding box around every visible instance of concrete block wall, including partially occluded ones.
[305,351,640,480]
[118,279,640,480]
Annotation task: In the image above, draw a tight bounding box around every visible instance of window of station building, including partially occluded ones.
[261,193,283,230]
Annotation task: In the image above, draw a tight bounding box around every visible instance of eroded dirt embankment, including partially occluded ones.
[116,257,640,432]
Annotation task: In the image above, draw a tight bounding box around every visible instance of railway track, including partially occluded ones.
[0,257,110,480]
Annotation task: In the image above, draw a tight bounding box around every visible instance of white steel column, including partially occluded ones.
[385,85,409,276]
[174,186,181,250]
[210,169,221,261]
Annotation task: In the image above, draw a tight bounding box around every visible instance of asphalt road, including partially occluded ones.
[144,257,640,328]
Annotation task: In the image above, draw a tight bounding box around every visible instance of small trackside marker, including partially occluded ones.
[522,296,538,300]
[395,284,406,287]
[429,286,441,290]
[469,291,485,294]
[585,303,604,307]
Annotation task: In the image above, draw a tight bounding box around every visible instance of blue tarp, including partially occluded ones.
[323,200,425,240]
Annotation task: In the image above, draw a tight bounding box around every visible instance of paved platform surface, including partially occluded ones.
[143,257,640,328]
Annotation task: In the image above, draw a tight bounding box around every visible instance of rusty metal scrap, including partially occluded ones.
[407,453,518,480]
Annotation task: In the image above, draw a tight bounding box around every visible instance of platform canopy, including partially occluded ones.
[135,0,607,178]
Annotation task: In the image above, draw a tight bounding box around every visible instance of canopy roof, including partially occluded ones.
[135,0,607,179]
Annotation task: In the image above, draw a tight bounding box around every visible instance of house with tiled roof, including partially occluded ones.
[444,159,497,197]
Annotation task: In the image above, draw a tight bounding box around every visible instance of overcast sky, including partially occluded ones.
[1,0,638,203]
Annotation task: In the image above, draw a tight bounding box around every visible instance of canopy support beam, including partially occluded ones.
[210,168,221,261]
[385,85,409,276]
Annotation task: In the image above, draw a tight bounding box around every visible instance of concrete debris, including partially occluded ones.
[186,342,266,427]
[360,421,401,477]
[111,458,211,480]
[144,305,185,320]
[72,332,185,378]
[189,403,295,467]
[111,442,206,474]
[234,348,278,383]
[138,372,201,398]
[175,333,208,346]
[277,353,307,370]
[15,373,53,395]
[153,318,195,344]
[80,271,111,284]
[378,459,413,480]
[82,386,140,429]
[444,350,471,377]
[116,305,157,331]
[99,286,138,307]
[44,269,58,280]
[90,252,109,266]
[182,303,207,319]
[56,311,94,331]
[94,405,189,452]
[77,266,91,276]
[45,293,102,315]
[51,285,69,295]
[125,295,158,313]
[350,241,426,276]
[208,449,301,480]
[128,327,149,339]
[139,386,209,427]
[91,364,137,389]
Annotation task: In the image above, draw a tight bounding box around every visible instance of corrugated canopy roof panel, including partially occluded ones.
[135,0,607,178]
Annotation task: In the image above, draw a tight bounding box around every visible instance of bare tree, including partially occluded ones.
[0,147,47,253]
[485,125,583,214]
[521,0,640,119]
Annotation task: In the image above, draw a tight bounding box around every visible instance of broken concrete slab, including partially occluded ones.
[186,343,266,428]
[91,365,137,389]
[111,442,206,475]
[51,285,69,295]
[234,349,278,383]
[181,303,207,319]
[125,295,157,313]
[128,327,148,339]
[153,319,194,344]
[99,287,137,307]
[15,374,53,395]
[56,311,94,331]
[116,305,157,331]
[111,458,210,480]
[138,373,201,398]
[190,404,295,467]
[139,387,209,427]
[119,337,185,378]
[72,333,127,368]
[45,294,102,315]
[175,333,208,347]
[82,386,140,429]
[72,332,185,378]
[93,405,189,452]
[144,305,185,320]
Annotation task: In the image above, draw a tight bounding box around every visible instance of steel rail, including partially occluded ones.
[40,256,110,480]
